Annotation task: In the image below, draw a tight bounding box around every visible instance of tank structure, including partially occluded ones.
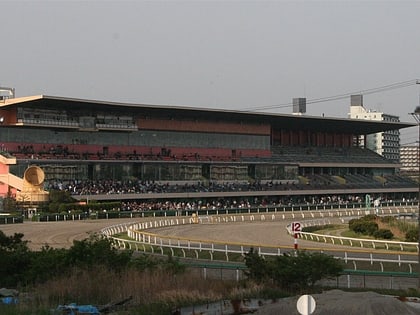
[16,165,49,206]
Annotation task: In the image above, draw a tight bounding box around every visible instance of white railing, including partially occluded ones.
[108,231,418,272]
[100,206,419,270]
[298,231,418,251]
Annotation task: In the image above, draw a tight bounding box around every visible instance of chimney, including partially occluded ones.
[351,94,363,107]
[293,98,306,115]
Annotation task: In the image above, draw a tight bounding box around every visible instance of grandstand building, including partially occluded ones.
[0,93,417,203]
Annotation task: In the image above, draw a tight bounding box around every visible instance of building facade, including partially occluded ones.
[0,94,416,202]
[349,95,401,163]
[400,145,419,177]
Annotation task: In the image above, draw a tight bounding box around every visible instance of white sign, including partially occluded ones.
[297,294,316,315]
[292,221,301,233]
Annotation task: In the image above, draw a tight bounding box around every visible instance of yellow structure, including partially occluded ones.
[16,166,49,203]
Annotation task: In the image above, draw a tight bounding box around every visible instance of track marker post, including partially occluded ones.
[292,221,301,253]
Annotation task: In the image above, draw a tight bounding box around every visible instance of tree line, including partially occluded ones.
[1,229,343,293]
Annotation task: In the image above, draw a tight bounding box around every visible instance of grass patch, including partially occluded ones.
[341,230,364,238]
[302,224,344,233]
[301,223,418,251]
[0,307,51,315]
[0,267,290,315]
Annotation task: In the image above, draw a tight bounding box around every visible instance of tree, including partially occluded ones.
[244,247,270,283]
[65,233,132,271]
[0,230,137,287]
[3,196,17,213]
[48,189,77,213]
[0,230,32,286]
[244,249,343,290]
[26,246,68,283]
[303,252,343,287]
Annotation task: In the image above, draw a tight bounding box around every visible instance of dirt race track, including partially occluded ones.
[0,217,302,250]
[3,217,420,314]
[0,219,138,250]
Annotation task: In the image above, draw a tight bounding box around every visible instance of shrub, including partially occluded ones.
[65,233,132,271]
[244,249,343,290]
[362,214,377,221]
[405,228,419,242]
[379,216,395,224]
[349,219,378,235]
[373,228,393,239]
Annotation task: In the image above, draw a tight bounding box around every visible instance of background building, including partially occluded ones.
[400,145,419,179]
[349,95,401,163]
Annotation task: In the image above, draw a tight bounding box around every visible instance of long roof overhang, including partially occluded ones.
[0,95,415,135]
[72,187,418,201]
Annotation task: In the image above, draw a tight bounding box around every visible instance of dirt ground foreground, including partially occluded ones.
[254,290,420,315]
[2,219,420,314]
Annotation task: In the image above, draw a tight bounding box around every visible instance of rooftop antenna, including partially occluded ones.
[418,79,420,106]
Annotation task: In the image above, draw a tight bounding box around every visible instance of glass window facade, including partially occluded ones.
[0,127,269,150]
[10,161,299,184]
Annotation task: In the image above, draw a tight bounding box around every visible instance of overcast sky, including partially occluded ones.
[2,0,420,143]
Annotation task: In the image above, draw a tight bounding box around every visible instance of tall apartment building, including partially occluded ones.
[348,95,401,162]
[400,145,418,177]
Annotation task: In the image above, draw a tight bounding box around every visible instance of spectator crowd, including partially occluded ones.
[44,178,414,213]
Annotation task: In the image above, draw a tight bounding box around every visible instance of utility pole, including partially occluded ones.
[410,100,420,289]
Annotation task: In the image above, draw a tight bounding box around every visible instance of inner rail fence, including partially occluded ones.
[1,200,418,224]
[101,205,419,274]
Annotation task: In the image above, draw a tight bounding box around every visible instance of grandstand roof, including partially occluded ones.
[1,95,415,134]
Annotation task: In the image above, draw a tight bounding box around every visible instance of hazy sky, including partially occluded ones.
[2,0,420,143]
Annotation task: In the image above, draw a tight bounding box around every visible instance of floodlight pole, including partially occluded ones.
[410,106,420,289]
